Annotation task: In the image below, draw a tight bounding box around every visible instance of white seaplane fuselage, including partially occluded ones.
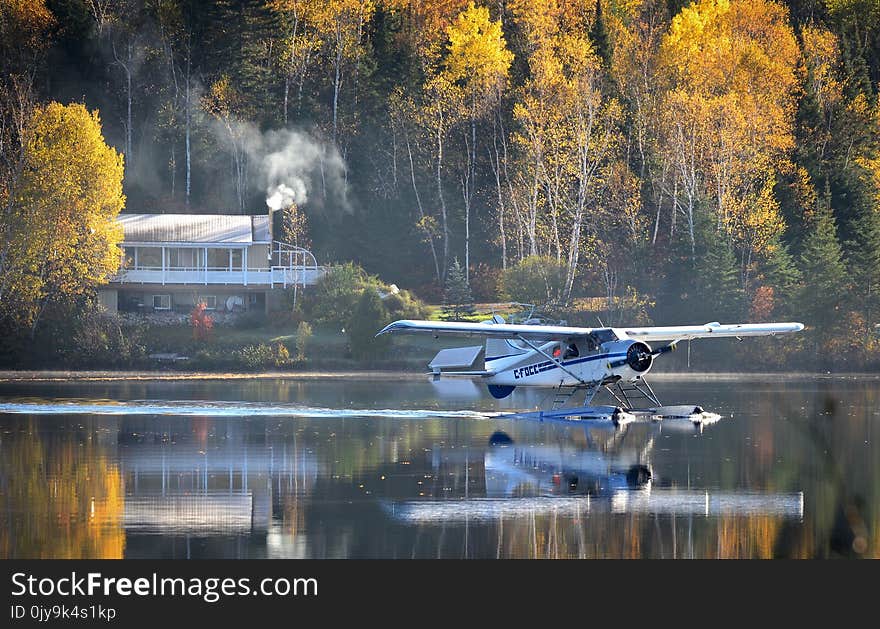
[483,338,641,388]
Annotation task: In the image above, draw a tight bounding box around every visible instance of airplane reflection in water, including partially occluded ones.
[388,418,804,523]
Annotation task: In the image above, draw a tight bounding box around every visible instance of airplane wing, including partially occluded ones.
[376,319,591,341]
[377,319,804,342]
[622,322,804,342]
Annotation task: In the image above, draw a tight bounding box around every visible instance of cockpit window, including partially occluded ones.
[563,343,579,359]
[590,329,618,345]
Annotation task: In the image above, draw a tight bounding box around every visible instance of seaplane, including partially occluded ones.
[376,313,804,424]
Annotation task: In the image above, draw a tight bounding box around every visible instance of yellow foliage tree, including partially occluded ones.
[657,0,798,270]
[0,102,125,335]
[311,0,376,140]
[444,2,513,110]
[0,0,55,75]
[267,0,324,124]
[510,6,624,302]
[442,2,513,278]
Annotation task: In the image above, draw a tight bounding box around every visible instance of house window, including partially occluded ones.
[168,248,203,269]
[152,294,171,310]
[138,247,161,268]
[230,249,243,270]
[198,295,217,310]
[208,248,228,269]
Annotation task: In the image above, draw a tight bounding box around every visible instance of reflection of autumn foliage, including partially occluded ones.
[483,511,813,559]
[0,420,124,559]
[716,515,810,559]
[191,301,213,342]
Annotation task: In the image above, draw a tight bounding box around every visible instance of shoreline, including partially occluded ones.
[0,369,879,383]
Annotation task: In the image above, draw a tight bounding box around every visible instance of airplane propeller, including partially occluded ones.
[609,340,678,372]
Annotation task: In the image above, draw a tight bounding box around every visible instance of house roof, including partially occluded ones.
[118,214,271,244]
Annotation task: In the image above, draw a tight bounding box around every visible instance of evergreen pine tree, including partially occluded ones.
[442,258,475,321]
[589,0,612,70]
[693,235,746,322]
[794,66,825,182]
[762,234,803,317]
[798,186,848,339]
[850,203,880,331]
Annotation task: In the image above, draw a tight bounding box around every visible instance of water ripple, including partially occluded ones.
[0,399,490,420]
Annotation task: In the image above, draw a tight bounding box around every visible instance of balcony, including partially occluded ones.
[109,241,325,288]
[111,265,324,287]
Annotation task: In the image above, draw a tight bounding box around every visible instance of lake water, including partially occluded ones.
[0,375,877,559]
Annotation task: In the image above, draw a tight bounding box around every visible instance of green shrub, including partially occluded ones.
[189,347,235,371]
[305,262,381,327]
[304,262,429,328]
[383,289,428,320]
[347,289,391,361]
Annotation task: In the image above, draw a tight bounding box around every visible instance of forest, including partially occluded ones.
[1,0,879,368]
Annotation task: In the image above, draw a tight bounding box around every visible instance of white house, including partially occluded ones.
[98,213,323,314]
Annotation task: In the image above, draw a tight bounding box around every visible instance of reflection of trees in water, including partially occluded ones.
[754,382,876,558]
[0,418,124,559]
[400,511,813,559]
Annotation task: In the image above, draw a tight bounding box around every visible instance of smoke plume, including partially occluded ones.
[248,128,349,213]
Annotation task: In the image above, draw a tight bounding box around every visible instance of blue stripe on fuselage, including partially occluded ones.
[491,351,627,369]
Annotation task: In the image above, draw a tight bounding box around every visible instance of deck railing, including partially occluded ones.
[110,265,324,287]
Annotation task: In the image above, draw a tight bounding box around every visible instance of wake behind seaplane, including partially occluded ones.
[376,313,804,423]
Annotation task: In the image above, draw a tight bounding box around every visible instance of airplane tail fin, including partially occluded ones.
[484,315,527,363]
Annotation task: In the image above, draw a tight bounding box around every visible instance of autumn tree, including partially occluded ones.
[656,0,799,270]
[0,0,55,80]
[416,71,463,281]
[510,4,624,303]
[312,0,376,142]
[267,0,322,124]
[442,2,512,281]
[0,102,125,340]
[202,76,251,212]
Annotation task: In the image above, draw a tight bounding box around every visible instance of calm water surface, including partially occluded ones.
[0,376,877,558]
